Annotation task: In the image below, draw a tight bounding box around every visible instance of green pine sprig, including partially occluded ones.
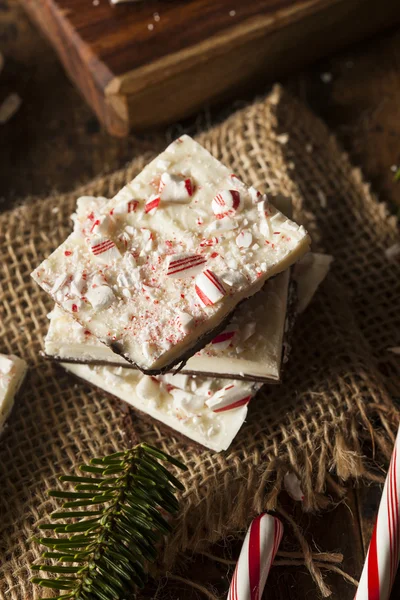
[31,443,187,600]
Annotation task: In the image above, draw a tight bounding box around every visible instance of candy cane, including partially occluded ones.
[212,190,241,217]
[144,195,161,214]
[355,425,400,600]
[206,383,251,413]
[166,253,206,277]
[227,513,283,600]
[90,238,120,261]
[195,269,226,306]
[210,326,237,351]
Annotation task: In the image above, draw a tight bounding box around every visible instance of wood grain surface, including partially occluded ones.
[20,0,400,133]
[1,1,400,597]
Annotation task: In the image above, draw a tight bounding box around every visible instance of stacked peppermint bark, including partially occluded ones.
[32,136,331,451]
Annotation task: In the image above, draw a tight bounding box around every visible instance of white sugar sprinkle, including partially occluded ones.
[148,23,154,31]
[390,164,398,173]
[93,0,99,5]
[306,144,313,153]
[153,12,160,21]
[229,10,236,16]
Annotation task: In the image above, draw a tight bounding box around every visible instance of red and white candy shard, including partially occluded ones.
[210,326,237,351]
[112,199,139,215]
[228,514,283,600]
[236,230,253,248]
[159,172,193,202]
[211,190,241,217]
[89,237,120,263]
[90,215,113,235]
[206,384,251,413]
[62,298,82,313]
[249,186,263,203]
[195,269,226,307]
[166,253,207,278]
[144,195,161,214]
[230,174,247,191]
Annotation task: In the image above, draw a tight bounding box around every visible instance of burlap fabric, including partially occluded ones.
[1,85,399,599]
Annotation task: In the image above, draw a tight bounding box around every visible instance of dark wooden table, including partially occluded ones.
[1,2,400,598]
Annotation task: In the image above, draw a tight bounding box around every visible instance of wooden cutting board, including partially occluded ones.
[21,0,400,136]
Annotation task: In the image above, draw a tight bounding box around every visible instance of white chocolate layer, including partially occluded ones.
[32,136,309,372]
[62,362,260,452]
[0,354,27,433]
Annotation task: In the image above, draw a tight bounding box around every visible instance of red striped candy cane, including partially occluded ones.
[228,513,283,600]
[355,425,400,600]
[195,269,226,306]
[166,253,206,277]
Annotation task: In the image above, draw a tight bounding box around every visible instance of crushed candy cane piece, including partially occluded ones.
[51,273,68,294]
[159,172,193,202]
[136,376,160,401]
[220,270,248,287]
[90,215,113,235]
[206,384,251,413]
[144,195,161,214]
[229,174,247,191]
[284,472,304,501]
[112,199,139,215]
[195,270,226,307]
[249,186,263,203]
[89,237,120,262]
[210,326,237,351]
[205,216,237,233]
[86,285,115,310]
[211,190,241,216]
[62,298,82,313]
[236,230,253,248]
[167,253,207,278]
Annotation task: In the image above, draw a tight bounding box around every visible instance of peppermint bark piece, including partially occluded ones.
[45,248,331,382]
[32,136,310,373]
[0,354,27,433]
[62,362,260,452]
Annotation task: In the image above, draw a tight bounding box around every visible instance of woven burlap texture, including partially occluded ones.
[1,85,399,599]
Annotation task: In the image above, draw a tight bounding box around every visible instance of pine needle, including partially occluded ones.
[31,443,187,599]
